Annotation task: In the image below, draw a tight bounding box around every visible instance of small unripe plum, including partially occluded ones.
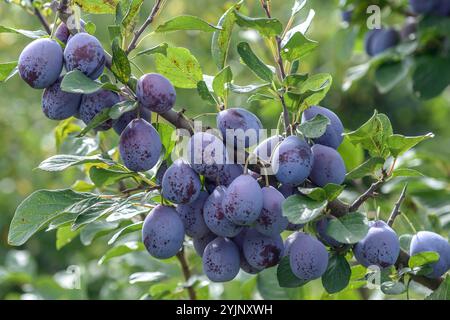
[203,186,243,237]
[18,38,63,89]
[253,135,282,162]
[79,90,120,130]
[353,221,400,268]
[176,191,209,238]
[271,135,313,186]
[119,118,162,172]
[410,231,450,278]
[136,73,176,113]
[64,33,105,79]
[289,232,329,281]
[364,28,400,57]
[142,205,185,259]
[222,175,263,225]
[315,217,342,247]
[243,229,284,269]
[203,237,240,282]
[193,232,217,257]
[301,106,344,149]
[217,108,263,148]
[254,186,288,237]
[42,76,81,120]
[162,159,201,204]
[309,144,346,187]
[113,107,152,135]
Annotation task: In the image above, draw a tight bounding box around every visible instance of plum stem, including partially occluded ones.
[387,183,408,227]
[176,248,197,300]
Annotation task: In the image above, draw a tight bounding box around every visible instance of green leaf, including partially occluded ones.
[282,9,315,45]
[155,122,176,159]
[109,100,138,119]
[89,167,137,187]
[282,195,327,225]
[213,66,233,100]
[277,256,308,288]
[323,184,345,201]
[345,157,385,180]
[129,272,166,284]
[381,281,406,295]
[120,0,144,35]
[98,241,145,265]
[322,254,351,294]
[211,3,239,69]
[338,135,364,172]
[56,225,81,250]
[408,251,440,269]
[399,234,413,252]
[61,70,119,94]
[426,275,450,300]
[77,108,112,137]
[111,37,131,84]
[84,22,97,35]
[154,47,203,88]
[108,222,143,245]
[326,212,369,244]
[72,199,119,229]
[0,61,18,82]
[237,42,273,82]
[135,43,169,57]
[230,83,270,94]
[0,26,47,38]
[74,0,118,14]
[392,168,424,178]
[197,81,217,105]
[387,133,434,158]
[38,154,115,172]
[234,10,282,38]
[281,32,318,62]
[298,184,344,202]
[8,189,94,246]
[286,73,332,111]
[291,0,307,17]
[296,113,330,139]
[156,15,220,33]
[375,61,409,94]
[80,221,119,246]
[413,56,450,100]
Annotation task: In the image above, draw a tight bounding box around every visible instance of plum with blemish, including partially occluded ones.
[162,159,201,204]
[301,106,344,149]
[254,186,288,237]
[203,237,240,282]
[243,229,284,269]
[113,107,152,135]
[176,191,209,238]
[42,76,81,120]
[309,144,346,187]
[136,73,176,113]
[79,89,120,130]
[193,232,217,257]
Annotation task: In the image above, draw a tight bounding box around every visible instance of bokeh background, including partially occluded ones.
[0,0,449,299]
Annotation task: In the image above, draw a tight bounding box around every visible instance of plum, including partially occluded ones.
[113,107,152,135]
[155,161,168,185]
[193,232,217,257]
[136,73,176,113]
[301,106,344,149]
[222,174,263,225]
[202,237,240,282]
[410,231,450,278]
[309,144,346,187]
[64,33,105,79]
[278,184,299,198]
[232,228,263,274]
[285,223,305,231]
[215,164,243,186]
[217,108,263,148]
[289,232,329,281]
[254,186,289,237]
[243,229,284,269]
[142,205,185,259]
[79,89,120,130]
[433,0,450,16]
[18,38,63,89]
[315,217,342,247]
[162,159,201,204]
[55,20,85,44]
[364,28,400,56]
[203,186,243,237]
[410,0,439,14]
[42,76,81,120]
[239,255,262,274]
[271,135,313,186]
[253,135,282,162]
[400,18,417,41]
[283,232,303,257]
[353,220,400,268]
[176,191,209,238]
[341,9,353,23]
[119,118,162,172]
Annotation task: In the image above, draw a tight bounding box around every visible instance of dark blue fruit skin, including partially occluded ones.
[79,90,120,130]
[309,144,346,187]
[301,106,344,149]
[341,9,353,23]
[42,76,81,120]
[155,161,168,185]
[176,191,209,238]
[217,108,263,148]
[18,38,63,89]
[119,118,162,172]
[410,0,439,14]
[353,220,400,268]
[216,164,243,186]
[253,135,282,162]
[364,28,400,57]
[223,175,263,226]
[254,187,288,237]
[243,229,284,269]
[136,73,176,113]
[285,223,305,231]
[232,228,263,274]
[113,107,152,135]
[162,159,201,204]
[271,135,313,186]
[289,232,329,281]
[315,217,342,247]
[410,231,450,278]
[64,33,105,79]
[203,186,243,237]
[142,205,185,259]
[239,254,262,274]
[202,237,240,282]
[55,20,85,44]
[193,232,217,257]
[187,132,227,180]
[278,184,299,198]
[433,0,450,16]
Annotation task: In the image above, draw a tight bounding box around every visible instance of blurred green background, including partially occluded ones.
[0,0,449,300]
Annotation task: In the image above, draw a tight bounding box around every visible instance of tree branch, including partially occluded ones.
[176,248,197,300]
[31,1,51,35]
[348,171,387,212]
[387,183,407,227]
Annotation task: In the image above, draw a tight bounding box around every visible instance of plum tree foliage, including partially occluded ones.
[1,0,449,300]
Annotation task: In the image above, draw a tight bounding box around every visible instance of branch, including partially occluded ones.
[31,0,51,34]
[387,183,407,227]
[126,0,164,54]
[176,248,197,300]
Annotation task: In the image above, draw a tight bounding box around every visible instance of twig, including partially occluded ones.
[31,0,51,34]
[387,184,408,227]
[176,248,197,300]
[126,0,164,54]
[348,179,384,212]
